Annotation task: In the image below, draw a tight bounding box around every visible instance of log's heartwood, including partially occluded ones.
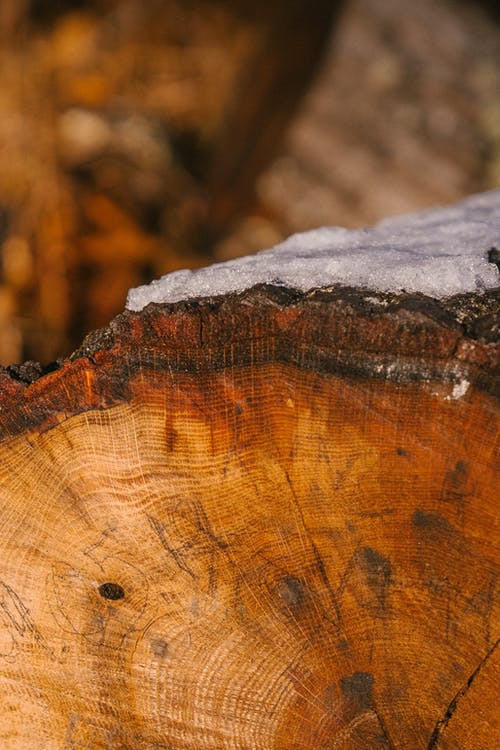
[0,277,497,747]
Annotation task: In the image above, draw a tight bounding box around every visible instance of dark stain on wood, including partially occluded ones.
[275,575,306,611]
[412,510,453,534]
[150,638,169,660]
[340,671,374,711]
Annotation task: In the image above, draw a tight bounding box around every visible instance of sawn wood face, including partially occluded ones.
[0,286,498,748]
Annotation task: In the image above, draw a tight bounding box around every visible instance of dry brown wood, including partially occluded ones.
[0,283,498,748]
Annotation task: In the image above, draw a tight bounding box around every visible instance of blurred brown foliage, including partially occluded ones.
[0,0,499,365]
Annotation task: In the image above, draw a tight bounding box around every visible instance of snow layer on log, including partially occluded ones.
[126,190,500,310]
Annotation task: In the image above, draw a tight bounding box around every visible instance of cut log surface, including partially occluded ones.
[0,284,498,745]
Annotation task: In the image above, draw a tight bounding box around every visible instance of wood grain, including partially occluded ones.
[0,285,498,748]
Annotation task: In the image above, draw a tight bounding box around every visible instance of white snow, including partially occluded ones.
[447,379,470,400]
[126,190,500,311]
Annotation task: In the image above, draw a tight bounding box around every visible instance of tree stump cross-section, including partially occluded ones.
[0,203,499,748]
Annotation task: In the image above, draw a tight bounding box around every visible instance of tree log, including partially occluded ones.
[0,206,498,747]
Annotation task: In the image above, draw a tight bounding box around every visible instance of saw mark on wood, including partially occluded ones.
[336,546,394,619]
[283,468,343,628]
[146,513,196,580]
[0,579,49,661]
[146,498,228,597]
[357,547,393,612]
[64,712,174,749]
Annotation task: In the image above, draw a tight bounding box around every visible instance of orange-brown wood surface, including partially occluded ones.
[0,286,498,748]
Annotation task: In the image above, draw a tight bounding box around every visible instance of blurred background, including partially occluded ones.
[0,0,499,365]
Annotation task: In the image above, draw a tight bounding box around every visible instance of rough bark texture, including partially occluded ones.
[0,283,498,748]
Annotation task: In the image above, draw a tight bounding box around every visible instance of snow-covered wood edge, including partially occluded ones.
[127,190,500,309]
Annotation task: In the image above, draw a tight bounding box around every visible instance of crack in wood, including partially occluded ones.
[426,638,499,749]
